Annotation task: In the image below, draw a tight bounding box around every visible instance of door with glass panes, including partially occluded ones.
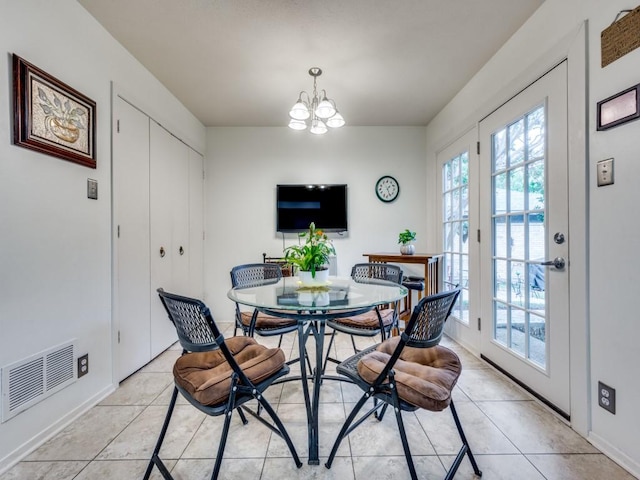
[440,129,479,350]
[479,62,570,416]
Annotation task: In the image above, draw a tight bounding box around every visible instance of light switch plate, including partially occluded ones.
[597,158,614,187]
[87,178,98,199]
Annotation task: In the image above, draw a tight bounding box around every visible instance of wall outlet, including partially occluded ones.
[596,158,614,187]
[77,353,89,378]
[598,381,616,414]
[87,178,98,199]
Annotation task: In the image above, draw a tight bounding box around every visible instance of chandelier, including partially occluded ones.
[288,67,345,134]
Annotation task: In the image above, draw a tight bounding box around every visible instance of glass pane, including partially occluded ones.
[494,217,507,258]
[494,301,508,346]
[452,189,460,220]
[493,129,507,171]
[461,254,469,287]
[460,152,469,185]
[461,220,469,254]
[461,185,468,219]
[511,261,524,306]
[509,167,524,212]
[494,173,507,214]
[460,287,469,323]
[443,191,451,221]
[528,221,545,262]
[510,308,526,356]
[527,106,545,159]
[451,157,460,188]
[528,160,545,210]
[511,221,525,260]
[508,119,525,166]
[443,223,453,251]
[443,162,452,190]
[495,259,507,302]
[451,253,461,284]
[527,263,546,316]
[529,312,546,367]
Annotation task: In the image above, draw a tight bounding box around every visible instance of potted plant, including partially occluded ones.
[284,222,336,285]
[398,229,416,255]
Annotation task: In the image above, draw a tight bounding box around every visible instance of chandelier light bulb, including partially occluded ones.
[309,118,328,135]
[315,98,336,119]
[326,112,345,128]
[289,101,310,120]
[288,118,307,130]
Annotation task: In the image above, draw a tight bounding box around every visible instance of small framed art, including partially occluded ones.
[13,54,96,168]
[596,83,640,131]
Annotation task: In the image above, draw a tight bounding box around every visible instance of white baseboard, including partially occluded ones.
[0,384,116,475]
[589,431,640,479]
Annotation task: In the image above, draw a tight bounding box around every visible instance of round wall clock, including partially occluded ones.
[375,175,400,203]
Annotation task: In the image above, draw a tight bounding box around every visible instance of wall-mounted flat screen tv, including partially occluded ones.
[276,184,348,233]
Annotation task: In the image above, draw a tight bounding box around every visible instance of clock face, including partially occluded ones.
[375,176,399,202]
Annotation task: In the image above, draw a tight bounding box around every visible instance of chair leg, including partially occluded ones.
[144,386,179,480]
[447,400,482,479]
[257,395,302,468]
[350,334,358,354]
[325,393,370,469]
[384,377,419,480]
[210,374,241,480]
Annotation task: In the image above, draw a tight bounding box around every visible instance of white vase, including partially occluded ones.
[400,243,415,255]
[298,291,330,307]
[298,269,330,286]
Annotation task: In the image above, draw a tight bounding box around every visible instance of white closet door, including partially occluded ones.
[113,96,151,380]
[150,121,188,355]
[188,149,204,298]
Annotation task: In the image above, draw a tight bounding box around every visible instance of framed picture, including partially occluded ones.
[596,83,640,131]
[13,54,96,168]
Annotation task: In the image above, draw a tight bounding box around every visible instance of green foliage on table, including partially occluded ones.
[284,222,336,277]
[398,229,416,245]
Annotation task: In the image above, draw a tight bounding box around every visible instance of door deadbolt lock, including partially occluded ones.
[553,232,565,244]
[159,246,166,258]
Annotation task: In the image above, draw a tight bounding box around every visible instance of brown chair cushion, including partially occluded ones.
[357,336,461,411]
[173,336,286,406]
[332,307,395,330]
[240,311,297,330]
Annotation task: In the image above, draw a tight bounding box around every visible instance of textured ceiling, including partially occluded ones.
[78,0,544,127]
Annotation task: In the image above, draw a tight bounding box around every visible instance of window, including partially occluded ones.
[442,151,469,323]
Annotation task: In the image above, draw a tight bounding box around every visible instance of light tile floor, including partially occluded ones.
[1,322,636,480]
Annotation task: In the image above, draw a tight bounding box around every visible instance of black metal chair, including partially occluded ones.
[325,288,482,480]
[323,263,403,370]
[144,289,301,480]
[230,263,299,342]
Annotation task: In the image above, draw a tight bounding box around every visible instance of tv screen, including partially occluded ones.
[277,184,348,233]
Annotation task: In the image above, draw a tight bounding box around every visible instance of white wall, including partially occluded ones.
[0,0,204,470]
[204,126,428,320]
[426,0,640,475]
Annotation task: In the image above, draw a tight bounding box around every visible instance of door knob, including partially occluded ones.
[538,257,565,270]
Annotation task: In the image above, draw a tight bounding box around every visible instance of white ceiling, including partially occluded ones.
[77,0,544,127]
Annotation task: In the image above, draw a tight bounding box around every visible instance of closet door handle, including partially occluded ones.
[179,246,185,256]
[159,246,166,258]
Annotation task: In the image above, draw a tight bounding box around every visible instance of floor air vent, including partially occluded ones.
[1,340,76,423]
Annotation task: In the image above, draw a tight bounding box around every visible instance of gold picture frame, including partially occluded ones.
[13,54,96,168]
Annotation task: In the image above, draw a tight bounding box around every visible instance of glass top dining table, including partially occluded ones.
[227,275,407,465]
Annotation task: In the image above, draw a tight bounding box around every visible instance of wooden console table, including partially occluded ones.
[363,252,443,321]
